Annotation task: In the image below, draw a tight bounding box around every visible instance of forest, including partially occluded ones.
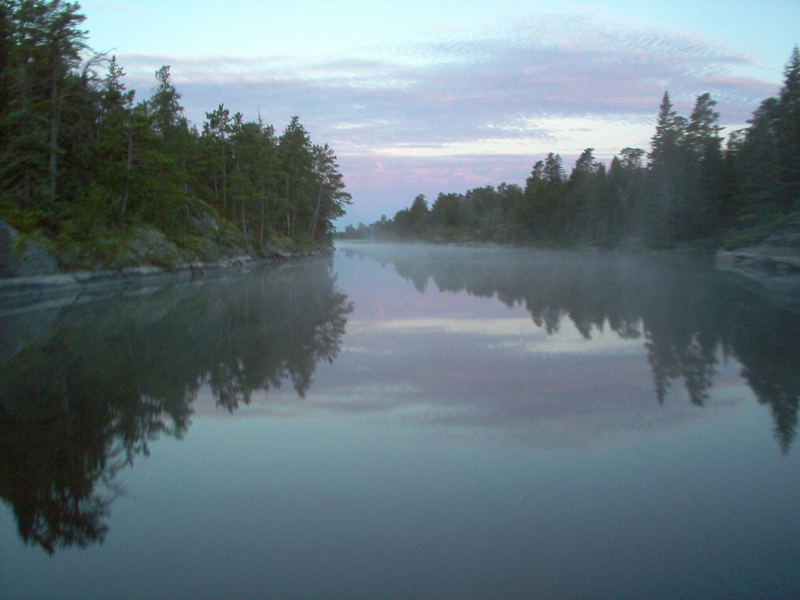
[347,48,800,251]
[0,0,351,270]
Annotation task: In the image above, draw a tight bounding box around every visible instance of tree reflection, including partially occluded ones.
[345,245,800,454]
[0,259,352,553]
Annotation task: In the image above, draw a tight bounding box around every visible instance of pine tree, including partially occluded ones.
[278,116,313,237]
[94,56,136,218]
[777,46,800,206]
[0,0,87,206]
[203,104,232,212]
[308,144,350,240]
[646,92,691,245]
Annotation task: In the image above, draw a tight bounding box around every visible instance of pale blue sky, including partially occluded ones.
[80,0,799,225]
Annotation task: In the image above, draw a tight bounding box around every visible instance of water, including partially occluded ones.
[1,243,799,599]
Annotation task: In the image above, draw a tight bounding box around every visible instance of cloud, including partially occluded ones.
[110,12,781,223]
[117,13,776,146]
[193,313,748,450]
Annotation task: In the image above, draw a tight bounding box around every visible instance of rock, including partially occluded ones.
[0,219,59,278]
[717,228,800,276]
[120,265,166,278]
[190,262,205,278]
[716,231,800,304]
[762,233,800,249]
[123,226,183,268]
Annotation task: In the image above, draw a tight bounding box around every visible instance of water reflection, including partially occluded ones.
[0,259,352,554]
[343,243,800,454]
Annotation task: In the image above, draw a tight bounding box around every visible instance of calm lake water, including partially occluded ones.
[2,242,799,599]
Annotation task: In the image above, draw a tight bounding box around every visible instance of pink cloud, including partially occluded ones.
[106,14,783,226]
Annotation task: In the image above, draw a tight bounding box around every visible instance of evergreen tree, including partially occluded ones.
[278,116,313,237]
[308,143,351,240]
[567,148,601,243]
[543,152,564,184]
[203,103,232,213]
[0,0,87,206]
[777,46,800,207]
[432,192,465,229]
[647,92,691,245]
[732,98,785,221]
[408,194,430,234]
[93,56,136,218]
[608,147,646,239]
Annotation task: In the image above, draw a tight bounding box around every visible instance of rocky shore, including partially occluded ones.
[715,232,800,303]
[716,232,800,273]
[0,218,330,310]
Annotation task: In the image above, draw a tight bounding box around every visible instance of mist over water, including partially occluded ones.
[339,242,799,447]
[2,244,799,599]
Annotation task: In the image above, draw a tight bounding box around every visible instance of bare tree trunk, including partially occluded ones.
[260,198,265,249]
[309,181,324,238]
[241,197,248,248]
[18,63,32,204]
[48,70,61,202]
[221,143,227,213]
[121,128,133,217]
[285,177,291,236]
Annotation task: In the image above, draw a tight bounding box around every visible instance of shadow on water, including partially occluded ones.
[0,258,352,554]
[343,243,800,456]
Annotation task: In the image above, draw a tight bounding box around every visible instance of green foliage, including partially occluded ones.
[0,2,349,271]
[0,202,51,234]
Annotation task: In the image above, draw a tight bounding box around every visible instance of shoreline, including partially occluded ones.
[0,248,330,313]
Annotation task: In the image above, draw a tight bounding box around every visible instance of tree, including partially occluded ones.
[42,0,87,201]
[94,55,136,218]
[409,194,430,232]
[0,0,87,206]
[227,116,279,249]
[649,92,684,169]
[308,144,351,240]
[572,147,598,178]
[620,147,644,170]
[432,192,465,228]
[777,46,800,206]
[543,152,564,184]
[608,147,646,238]
[567,148,605,244]
[150,65,184,136]
[526,160,544,188]
[683,93,724,236]
[203,103,232,212]
[0,1,350,263]
[278,116,313,237]
[646,92,692,245]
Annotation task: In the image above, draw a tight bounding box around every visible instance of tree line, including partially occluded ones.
[349,47,799,249]
[0,0,351,261]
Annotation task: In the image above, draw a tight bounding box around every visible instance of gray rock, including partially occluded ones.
[0,219,59,278]
[762,233,800,248]
[120,265,166,278]
[716,231,800,304]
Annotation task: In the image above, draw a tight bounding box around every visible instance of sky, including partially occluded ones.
[79,0,799,227]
